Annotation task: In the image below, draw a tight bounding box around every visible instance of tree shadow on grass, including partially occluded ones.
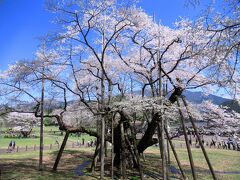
[2,149,231,180]
[144,152,239,180]
[0,150,96,180]
[0,158,77,180]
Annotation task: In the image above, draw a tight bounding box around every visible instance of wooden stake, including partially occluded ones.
[39,67,45,171]
[157,121,167,179]
[157,38,167,179]
[120,122,126,179]
[91,138,100,172]
[125,136,143,180]
[177,98,197,180]
[166,119,170,164]
[111,114,115,179]
[164,127,186,180]
[100,116,105,179]
[181,96,217,180]
[157,124,163,159]
[53,131,70,171]
[129,122,144,180]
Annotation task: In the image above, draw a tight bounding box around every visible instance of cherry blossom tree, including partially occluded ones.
[0,45,68,170]
[0,0,240,179]
[194,101,240,134]
[0,112,38,138]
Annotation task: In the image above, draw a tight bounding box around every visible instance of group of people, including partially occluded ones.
[76,138,96,147]
[220,138,240,150]
[7,140,16,153]
[187,129,205,147]
[187,132,240,151]
[189,136,216,148]
[86,139,96,147]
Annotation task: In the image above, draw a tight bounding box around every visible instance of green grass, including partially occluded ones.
[1,127,239,179]
[0,150,53,159]
[146,146,240,180]
[0,147,95,159]
[0,136,59,148]
[1,145,239,179]
[0,126,96,148]
[0,148,96,180]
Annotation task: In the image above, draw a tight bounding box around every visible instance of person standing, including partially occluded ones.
[195,137,198,147]
[12,141,16,150]
[7,140,13,153]
[189,138,192,146]
[201,135,205,146]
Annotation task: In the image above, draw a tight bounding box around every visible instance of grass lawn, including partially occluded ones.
[0,144,239,180]
[0,126,96,149]
[146,147,240,180]
[0,148,96,180]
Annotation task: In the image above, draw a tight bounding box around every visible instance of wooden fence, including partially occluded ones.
[0,142,93,154]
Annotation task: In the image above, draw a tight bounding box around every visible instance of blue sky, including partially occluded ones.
[0,0,206,71]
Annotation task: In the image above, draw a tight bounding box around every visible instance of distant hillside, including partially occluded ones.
[221,100,240,113]
[135,89,230,105]
[183,91,230,105]
[0,90,233,112]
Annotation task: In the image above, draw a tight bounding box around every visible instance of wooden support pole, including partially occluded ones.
[177,98,197,180]
[111,115,114,179]
[164,127,186,180]
[120,122,126,179]
[100,115,105,180]
[129,123,144,180]
[133,146,144,180]
[157,121,167,180]
[53,131,70,171]
[104,139,108,157]
[39,68,45,171]
[125,135,143,180]
[157,124,163,159]
[125,137,138,167]
[100,16,106,179]
[181,96,217,180]
[166,120,170,164]
[157,34,167,179]
[91,138,100,172]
